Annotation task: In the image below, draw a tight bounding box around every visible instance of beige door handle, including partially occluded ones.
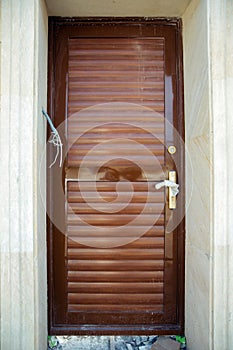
[155,171,179,209]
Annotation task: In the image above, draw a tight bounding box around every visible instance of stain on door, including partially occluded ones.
[47,18,185,335]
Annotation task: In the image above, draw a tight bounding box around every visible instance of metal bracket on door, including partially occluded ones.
[155,171,179,209]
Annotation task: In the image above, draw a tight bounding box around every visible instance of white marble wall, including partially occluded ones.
[183,1,212,349]
[34,0,48,346]
[210,0,233,348]
[0,0,48,349]
[183,0,233,349]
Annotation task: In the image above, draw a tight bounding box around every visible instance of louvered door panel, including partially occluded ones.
[68,38,164,112]
[66,37,166,318]
[67,181,165,313]
[67,38,165,177]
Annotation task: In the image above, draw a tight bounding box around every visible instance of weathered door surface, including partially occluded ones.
[48,18,185,335]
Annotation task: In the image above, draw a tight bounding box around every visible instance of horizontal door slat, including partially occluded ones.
[67,136,165,145]
[68,128,164,135]
[68,192,164,204]
[69,61,164,67]
[68,304,163,312]
[68,202,164,214]
[67,113,165,120]
[67,181,159,191]
[68,149,164,157]
[69,49,163,54]
[68,270,164,283]
[69,93,163,101]
[67,158,164,168]
[67,123,164,131]
[69,81,164,89]
[69,71,163,78]
[68,282,164,294]
[69,37,164,44]
[68,293,163,304]
[68,103,165,112]
[67,248,164,260]
[67,260,164,271]
[67,237,164,249]
[67,225,164,237]
[67,214,164,226]
[69,71,164,79]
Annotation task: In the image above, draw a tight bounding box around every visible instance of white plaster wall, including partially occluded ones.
[0,0,48,349]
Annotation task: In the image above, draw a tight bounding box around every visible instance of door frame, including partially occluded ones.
[47,17,185,335]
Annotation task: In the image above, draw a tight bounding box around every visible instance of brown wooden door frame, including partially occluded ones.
[47,17,185,335]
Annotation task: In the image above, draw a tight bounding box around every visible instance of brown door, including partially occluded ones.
[47,18,185,335]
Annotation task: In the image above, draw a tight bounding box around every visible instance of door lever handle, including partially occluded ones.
[155,171,179,209]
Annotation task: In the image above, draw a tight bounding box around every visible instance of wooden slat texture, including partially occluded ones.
[65,37,165,315]
[67,181,164,203]
[68,293,163,304]
[67,38,165,177]
[68,203,164,215]
[68,237,164,249]
[68,304,163,312]
[68,282,164,293]
[66,180,165,313]
[67,259,164,271]
[67,226,164,237]
[68,270,164,283]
